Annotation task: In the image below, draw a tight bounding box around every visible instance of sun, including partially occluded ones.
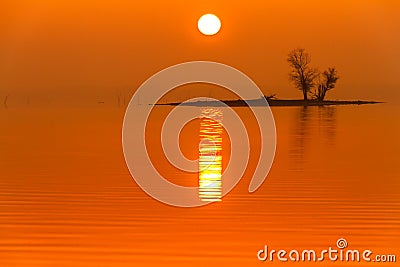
[198,14,221,36]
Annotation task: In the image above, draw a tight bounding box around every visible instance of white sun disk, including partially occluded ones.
[198,14,221,36]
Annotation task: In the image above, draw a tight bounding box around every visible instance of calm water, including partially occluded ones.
[1,103,399,266]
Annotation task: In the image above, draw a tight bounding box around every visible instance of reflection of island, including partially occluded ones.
[157,96,381,107]
[289,106,337,170]
[289,107,312,169]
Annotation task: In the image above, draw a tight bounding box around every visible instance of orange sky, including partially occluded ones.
[1,0,400,102]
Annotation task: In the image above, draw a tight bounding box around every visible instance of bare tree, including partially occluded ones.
[315,68,339,101]
[116,89,122,107]
[287,48,319,101]
[4,95,9,108]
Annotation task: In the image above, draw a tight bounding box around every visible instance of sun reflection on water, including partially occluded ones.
[199,108,223,202]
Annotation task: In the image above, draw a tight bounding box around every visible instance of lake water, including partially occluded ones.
[1,103,399,266]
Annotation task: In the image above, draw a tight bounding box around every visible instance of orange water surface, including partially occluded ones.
[0,103,399,266]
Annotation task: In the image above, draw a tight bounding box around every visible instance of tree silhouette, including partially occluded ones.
[3,95,9,108]
[315,68,339,101]
[287,48,319,101]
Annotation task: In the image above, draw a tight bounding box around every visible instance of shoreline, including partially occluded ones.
[156,99,383,107]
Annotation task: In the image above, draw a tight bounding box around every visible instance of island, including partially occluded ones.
[156,96,382,107]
